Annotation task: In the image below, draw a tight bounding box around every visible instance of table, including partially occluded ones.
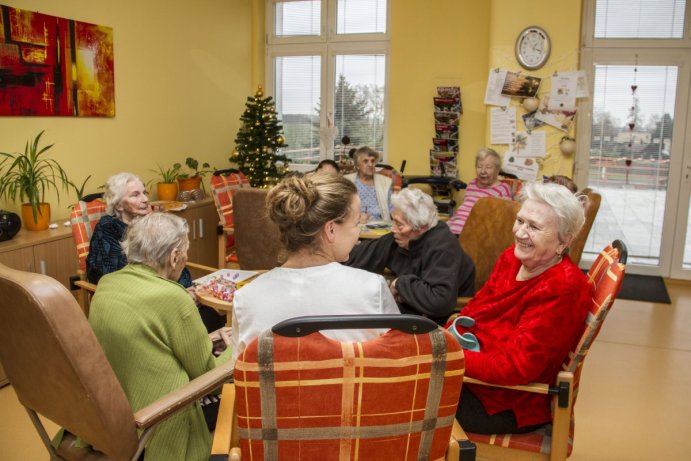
[195,269,265,324]
[359,223,392,239]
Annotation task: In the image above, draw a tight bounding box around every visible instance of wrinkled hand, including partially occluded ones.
[187,286,199,305]
[210,326,232,356]
[389,278,402,303]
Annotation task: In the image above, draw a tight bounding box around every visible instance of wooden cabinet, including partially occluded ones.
[0,225,79,387]
[173,199,219,272]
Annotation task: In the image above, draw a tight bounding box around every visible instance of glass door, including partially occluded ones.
[576,49,691,278]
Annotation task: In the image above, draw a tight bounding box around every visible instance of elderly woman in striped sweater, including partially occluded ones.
[447,148,513,234]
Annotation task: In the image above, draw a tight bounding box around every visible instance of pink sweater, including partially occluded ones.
[447,179,512,234]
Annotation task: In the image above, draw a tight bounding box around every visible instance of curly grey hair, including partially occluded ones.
[517,182,588,245]
[475,148,501,169]
[104,172,147,218]
[123,212,189,274]
[391,188,438,231]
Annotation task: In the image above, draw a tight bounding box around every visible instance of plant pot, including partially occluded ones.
[21,203,51,231]
[157,182,178,201]
[178,176,202,192]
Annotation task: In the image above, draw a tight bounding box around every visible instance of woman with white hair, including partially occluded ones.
[449,182,592,435]
[447,148,512,234]
[88,213,232,461]
[346,187,475,324]
[86,172,224,332]
[344,146,392,222]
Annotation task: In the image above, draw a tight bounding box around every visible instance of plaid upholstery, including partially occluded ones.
[499,178,523,199]
[466,242,626,458]
[234,327,465,460]
[69,199,107,272]
[211,172,250,263]
[210,172,251,229]
[376,169,403,192]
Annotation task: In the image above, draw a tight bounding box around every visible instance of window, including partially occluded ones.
[267,0,389,168]
[594,0,686,39]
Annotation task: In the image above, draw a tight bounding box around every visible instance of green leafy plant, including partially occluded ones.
[150,163,181,183]
[176,156,214,179]
[0,131,71,221]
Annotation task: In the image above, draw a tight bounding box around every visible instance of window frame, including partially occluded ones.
[266,0,391,171]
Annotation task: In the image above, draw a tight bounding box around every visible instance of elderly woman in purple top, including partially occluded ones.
[344,146,392,222]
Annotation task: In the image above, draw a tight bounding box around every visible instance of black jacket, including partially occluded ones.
[346,222,475,324]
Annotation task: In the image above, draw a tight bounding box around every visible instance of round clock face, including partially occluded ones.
[516,26,550,70]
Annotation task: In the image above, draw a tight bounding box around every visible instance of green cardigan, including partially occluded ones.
[89,264,231,461]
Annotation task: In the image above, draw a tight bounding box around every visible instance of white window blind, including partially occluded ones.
[336,0,387,34]
[595,0,686,38]
[274,0,321,37]
[268,0,389,167]
[334,54,385,152]
[274,55,321,164]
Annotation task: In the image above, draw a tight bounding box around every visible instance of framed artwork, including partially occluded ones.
[0,5,114,117]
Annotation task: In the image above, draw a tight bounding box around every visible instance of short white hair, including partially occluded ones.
[475,148,501,169]
[518,182,587,244]
[104,172,145,218]
[391,188,438,230]
[123,213,189,273]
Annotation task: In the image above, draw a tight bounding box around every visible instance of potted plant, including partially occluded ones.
[176,156,214,192]
[149,163,181,201]
[0,131,72,231]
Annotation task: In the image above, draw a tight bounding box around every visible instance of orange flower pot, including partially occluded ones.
[178,176,202,192]
[21,203,51,231]
[157,182,178,201]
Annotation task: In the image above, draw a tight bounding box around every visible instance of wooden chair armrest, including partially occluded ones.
[186,261,219,274]
[463,376,551,395]
[447,418,476,461]
[73,279,96,293]
[456,296,471,309]
[210,383,240,460]
[134,363,233,430]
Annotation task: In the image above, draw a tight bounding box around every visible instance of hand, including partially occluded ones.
[389,278,402,303]
[187,286,199,305]
[359,212,369,224]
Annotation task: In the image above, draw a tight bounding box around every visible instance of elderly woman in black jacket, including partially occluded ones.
[346,187,475,324]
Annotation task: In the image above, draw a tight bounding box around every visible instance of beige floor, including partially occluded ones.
[1,281,690,461]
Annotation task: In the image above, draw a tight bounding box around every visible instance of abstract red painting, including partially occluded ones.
[0,5,114,117]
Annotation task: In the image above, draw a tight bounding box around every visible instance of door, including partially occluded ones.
[576,49,691,278]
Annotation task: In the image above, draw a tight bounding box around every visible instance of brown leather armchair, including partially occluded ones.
[0,263,233,461]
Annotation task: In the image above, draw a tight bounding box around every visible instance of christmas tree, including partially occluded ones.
[230,86,288,188]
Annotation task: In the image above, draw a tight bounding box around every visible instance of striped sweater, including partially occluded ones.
[447,179,512,234]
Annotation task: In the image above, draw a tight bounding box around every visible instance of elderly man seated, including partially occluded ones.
[346,188,475,324]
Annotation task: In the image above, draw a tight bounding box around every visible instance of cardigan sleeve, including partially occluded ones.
[463,271,590,385]
[395,243,461,318]
[86,218,128,284]
[167,293,231,378]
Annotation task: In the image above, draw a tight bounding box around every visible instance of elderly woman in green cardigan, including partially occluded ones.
[88,212,232,461]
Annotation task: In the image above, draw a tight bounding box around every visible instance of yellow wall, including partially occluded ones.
[0,0,254,220]
[487,0,583,179]
[386,0,583,181]
[387,2,491,180]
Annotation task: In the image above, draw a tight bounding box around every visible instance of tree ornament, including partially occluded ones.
[276,135,285,146]
[255,85,263,98]
[522,97,540,112]
[559,136,576,156]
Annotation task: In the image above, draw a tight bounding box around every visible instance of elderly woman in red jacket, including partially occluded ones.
[450,181,592,434]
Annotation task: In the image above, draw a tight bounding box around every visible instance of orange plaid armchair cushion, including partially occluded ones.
[465,240,627,460]
[69,199,107,272]
[234,315,466,460]
[210,170,251,230]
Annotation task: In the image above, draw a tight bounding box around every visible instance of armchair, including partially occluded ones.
[0,262,233,461]
[462,240,627,461]
[211,315,476,460]
[210,169,251,268]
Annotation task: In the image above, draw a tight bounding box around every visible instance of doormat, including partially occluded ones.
[616,274,671,304]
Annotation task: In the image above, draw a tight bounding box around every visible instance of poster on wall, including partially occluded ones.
[0,5,115,117]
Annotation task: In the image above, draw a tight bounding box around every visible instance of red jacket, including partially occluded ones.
[450,246,592,428]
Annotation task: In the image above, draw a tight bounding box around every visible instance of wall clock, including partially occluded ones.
[515,26,551,71]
